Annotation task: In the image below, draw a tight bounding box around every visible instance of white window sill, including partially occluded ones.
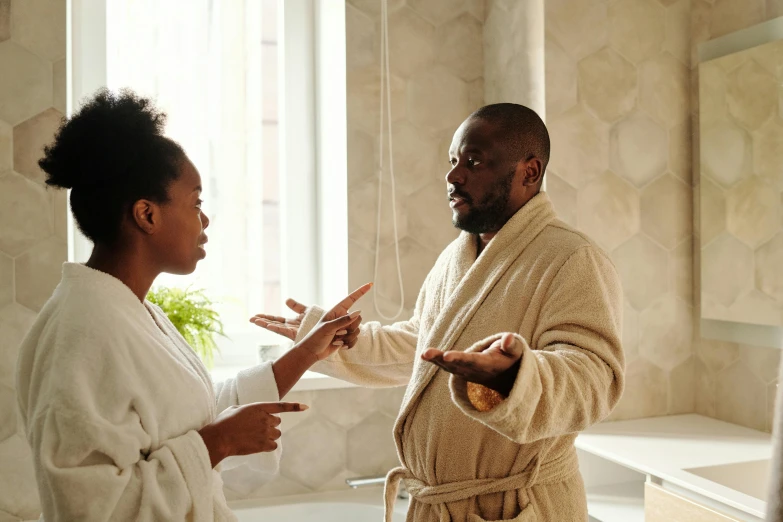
[209,365,358,393]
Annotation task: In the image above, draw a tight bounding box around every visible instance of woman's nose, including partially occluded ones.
[201,211,210,230]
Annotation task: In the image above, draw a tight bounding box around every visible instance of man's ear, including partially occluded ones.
[521,157,544,187]
[131,200,162,235]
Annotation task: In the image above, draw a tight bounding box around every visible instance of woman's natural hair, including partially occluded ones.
[39,88,184,244]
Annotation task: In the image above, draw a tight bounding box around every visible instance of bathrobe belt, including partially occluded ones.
[383,446,580,522]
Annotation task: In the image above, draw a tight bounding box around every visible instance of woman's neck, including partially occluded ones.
[85,245,159,302]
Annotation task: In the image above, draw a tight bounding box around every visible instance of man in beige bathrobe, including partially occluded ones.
[254,103,625,522]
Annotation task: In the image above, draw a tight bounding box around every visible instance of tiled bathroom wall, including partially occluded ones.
[691,0,783,433]
[543,0,696,421]
[0,0,66,519]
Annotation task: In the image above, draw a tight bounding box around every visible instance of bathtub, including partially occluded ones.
[229,486,408,521]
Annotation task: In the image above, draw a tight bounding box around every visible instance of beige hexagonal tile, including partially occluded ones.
[436,13,482,82]
[577,48,637,123]
[347,126,376,186]
[702,233,754,307]
[10,0,65,61]
[639,295,693,371]
[740,344,782,384]
[698,61,729,127]
[726,60,776,131]
[348,239,375,296]
[0,42,53,126]
[668,357,695,414]
[709,0,765,40]
[375,387,406,419]
[690,0,712,63]
[347,178,408,250]
[0,119,10,173]
[314,388,378,429]
[277,391,316,434]
[0,0,8,42]
[15,237,66,313]
[700,120,752,189]
[548,105,609,189]
[464,0,484,21]
[467,78,484,112]
[0,303,37,383]
[544,34,577,119]
[670,238,692,302]
[715,361,767,430]
[726,177,780,248]
[612,234,669,311]
[609,359,668,420]
[347,65,406,134]
[752,118,783,192]
[0,384,15,442]
[407,66,470,134]
[640,52,689,129]
[769,380,778,433]
[610,111,668,188]
[348,0,404,18]
[546,0,608,61]
[756,232,783,304]
[577,171,640,251]
[347,412,399,476]
[346,5,376,72]
[0,172,53,256]
[407,180,459,252]
[668,121,691,185]
[389,121,441,196]
[729,289,781,327]
[376,237,439,310]
[641,173,692,250]
[0,433,40,518]
[697,338,740,375]
[623,303,640,362]
[53,58,66,115]
[0,252,10,309]
[545,172,577,228]
[609,0,665,65]
[699,177,726,246]
[388,8,435,79]
[695,357,716,417]
[280,417,346,489]
[13,108,63,184]
[752,39,783,77]
[664,0,690,65]
[407,0,466,26]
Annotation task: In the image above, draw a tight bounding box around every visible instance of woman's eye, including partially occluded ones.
[467,158,481,167]
[196,199,203,209]
[449,158,458,166]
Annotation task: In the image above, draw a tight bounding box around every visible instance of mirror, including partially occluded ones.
[699,18,783,344]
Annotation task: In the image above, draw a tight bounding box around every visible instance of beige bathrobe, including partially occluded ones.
[298,192,625,522]
[16,263,281,521]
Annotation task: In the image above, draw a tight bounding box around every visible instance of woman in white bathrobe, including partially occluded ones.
[15,89,369,521]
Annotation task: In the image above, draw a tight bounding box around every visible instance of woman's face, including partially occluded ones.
[154,156,210,275]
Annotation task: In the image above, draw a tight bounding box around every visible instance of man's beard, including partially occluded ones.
[451,168,516,234]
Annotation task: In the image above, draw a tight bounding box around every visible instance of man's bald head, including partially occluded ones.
[468,103,550,180]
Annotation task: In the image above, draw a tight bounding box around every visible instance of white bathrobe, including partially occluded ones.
[16,263,280,521]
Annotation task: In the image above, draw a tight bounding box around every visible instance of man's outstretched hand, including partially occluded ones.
[251,283,373,348]
[421,333,523,396]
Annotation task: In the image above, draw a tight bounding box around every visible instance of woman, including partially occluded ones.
[15,89,369,521]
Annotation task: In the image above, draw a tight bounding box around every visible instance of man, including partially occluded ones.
[253,103,625,522]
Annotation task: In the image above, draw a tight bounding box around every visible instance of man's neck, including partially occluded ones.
[476,231,497,257]
[85,245,159,302]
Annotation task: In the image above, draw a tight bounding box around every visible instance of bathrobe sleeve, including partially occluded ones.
[30,405,216,521]
[295,286,426,388]
[450,245,625,444]
[213,362,282,480]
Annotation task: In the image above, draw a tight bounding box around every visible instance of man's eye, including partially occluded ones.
[196,199,203,209]
[449,158,458,166]
[467,158,481,167]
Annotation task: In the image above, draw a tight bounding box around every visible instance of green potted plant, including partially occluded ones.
[147,286,226,369]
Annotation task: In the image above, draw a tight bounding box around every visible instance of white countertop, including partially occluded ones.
[576,414,772,518]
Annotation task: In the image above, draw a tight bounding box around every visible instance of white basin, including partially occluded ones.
[685,459,770,500]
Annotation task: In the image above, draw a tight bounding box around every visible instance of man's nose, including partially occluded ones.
[201,211,210,229]
[445,166,465,185]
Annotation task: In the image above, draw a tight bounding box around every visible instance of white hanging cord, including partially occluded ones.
[372,0,405,320]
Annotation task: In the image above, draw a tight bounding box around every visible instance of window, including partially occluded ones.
[67,0,348,371]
